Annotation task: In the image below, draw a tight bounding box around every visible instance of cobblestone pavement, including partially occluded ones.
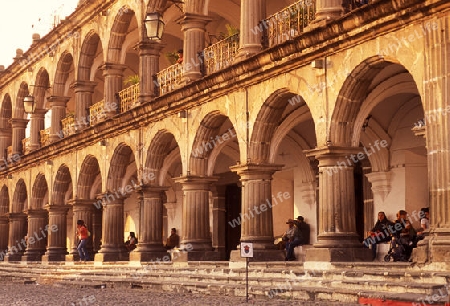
[0,282,351,306]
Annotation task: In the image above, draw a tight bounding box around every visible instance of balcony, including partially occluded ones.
[155,64,183,96]
[22,138,31,155]
[89,99,105,126]
[61,113,76,137]
[118,83,140,112]
[204,33,240,75]
[263,0,316,48]
[40,128,51,146]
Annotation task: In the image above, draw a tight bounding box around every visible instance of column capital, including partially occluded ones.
[179,13,212,30]
[136,41,165,55]
[174,175,218,189]
[23,208,47,216]
[304,146,363,166]
[44,204,70,213]
[70,80,97,92]
[10,118,29,129]
[365,171,392,202]
[230,163,283,180]
[67,198,96,209]
[99,62,127,76]
[30,108,47,119]
[139,185,168,196]
[46,95,70,106]
[6,212,26,220]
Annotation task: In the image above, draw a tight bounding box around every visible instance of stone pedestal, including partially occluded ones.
[47,96,70,143]
[42,205,69,262]
[230,164,285,261]
[71,81,97,131]
[28,109,46,152]
[237,0,266,59]
[4,213,27,262]
[0,216,9,259]
[175,176,216,253]
[95,197,128,262]
[180,14,211,82]
[314,0,343,22]
[10,119,28,156]
[137,41,164,103]
[130,186,167,262]
[22,209,48,262]
[100,63,126,118]
[305,147,372,262]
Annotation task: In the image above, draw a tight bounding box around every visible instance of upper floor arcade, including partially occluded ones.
[0,0,371,162]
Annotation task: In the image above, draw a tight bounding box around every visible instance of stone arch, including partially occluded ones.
[189,111,238,176]
[145,130,181,186]
[13,82,30,118]
[107,6,136,63]
[52,164,72,206]
[33,68,50,109]
[53,52,74,96]
[78,31,102,81]
[11,179,27,213]
[146,0,168,12]
[30,173,48,210]
[78,155,101,199]
[107,143,135,191]
[249,88,312,163]
[330,56,421,146]
[0,185,8,215]
[0,94,12,132]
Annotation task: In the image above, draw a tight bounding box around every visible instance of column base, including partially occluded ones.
[229,249,285,262]
[21,253,43,262]
[94,251,129,262]
[172,250,222,262]
[3,253,24,262]
[42,253,67,262]
[305,247,373,262]
[129,251,169,262]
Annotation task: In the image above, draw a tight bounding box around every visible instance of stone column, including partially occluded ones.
[0,215,9,259]
[10,118,28,156]
[100,63,126,118]
[4,213,27,262]
[22,209,48,262]
[71,81,97,131]
[42,205,69,262]
[211,186,226,260]
[362,167,374,236]
[95,196,128,262]
[237,0,266,59]
[130,186,167,262]
[305,147,372,262]
[180,14,211,82]
[314,0,343,23]
[414,18,450,264]
[28,109,46,152]
[0,128,12,161]
[66,199,94,262]
[174,176,220,261]
[229,164,285,261]
[47,96,70,143]
[137,41,164,103]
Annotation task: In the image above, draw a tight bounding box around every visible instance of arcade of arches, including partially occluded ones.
[0,0,448,267]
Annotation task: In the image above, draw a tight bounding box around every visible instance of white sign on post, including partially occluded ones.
[240,242,254,258]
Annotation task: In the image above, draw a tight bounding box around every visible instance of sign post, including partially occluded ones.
[240,242,253,303]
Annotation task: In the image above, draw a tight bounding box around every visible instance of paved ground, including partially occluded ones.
[0,281,352,306]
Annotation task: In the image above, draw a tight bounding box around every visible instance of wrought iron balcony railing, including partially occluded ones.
[118,83,140,112]
[203,33,240,75]
[89,99,105,126]
[22,138,31,155]
[262,0,316,48]
[61,113,76,137]
[40,128,51,146]
[155,64,183,96]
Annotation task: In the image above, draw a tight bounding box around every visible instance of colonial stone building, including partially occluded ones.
[0,0,448,268]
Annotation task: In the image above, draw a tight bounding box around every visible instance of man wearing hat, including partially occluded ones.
[282,219,298,261]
